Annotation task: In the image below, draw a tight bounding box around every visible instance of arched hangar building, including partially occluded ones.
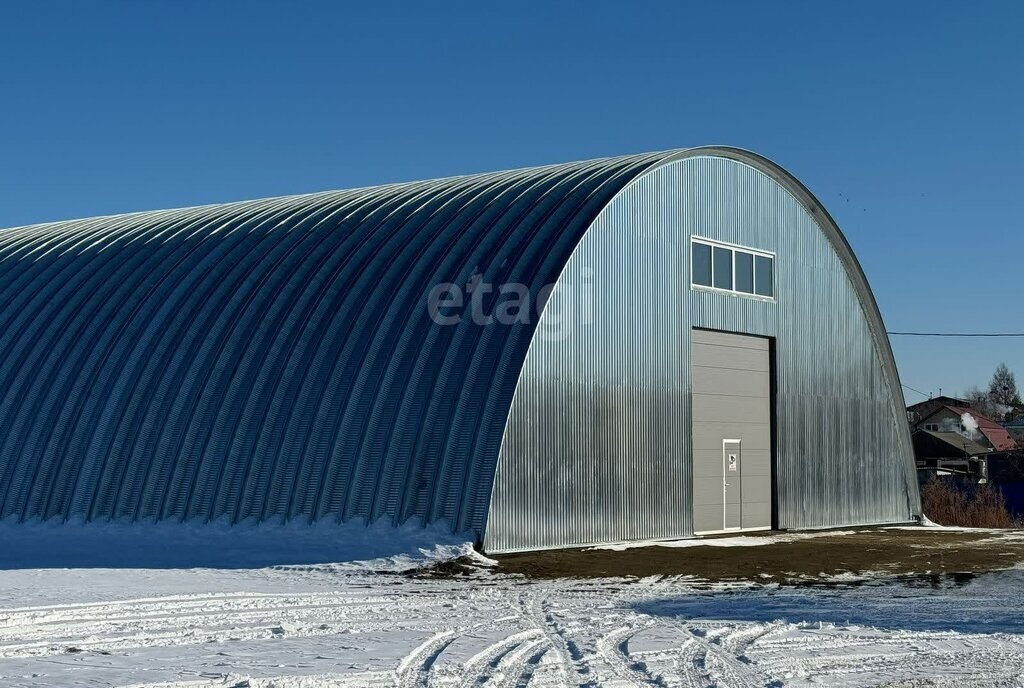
[0,148,920,553]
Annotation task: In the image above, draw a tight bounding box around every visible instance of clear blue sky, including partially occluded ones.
[1,2,1020,403]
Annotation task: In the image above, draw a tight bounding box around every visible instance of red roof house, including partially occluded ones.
[916,404,1018,452]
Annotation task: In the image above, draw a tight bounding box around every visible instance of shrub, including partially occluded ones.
[920,476,1017,528]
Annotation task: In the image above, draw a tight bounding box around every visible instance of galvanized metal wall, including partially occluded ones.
[484,155,919,552]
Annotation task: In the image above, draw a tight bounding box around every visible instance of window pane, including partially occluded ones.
[755,255,774,296]
[735,251,754,293]
[691,242,712,286]
[713,246,732,290]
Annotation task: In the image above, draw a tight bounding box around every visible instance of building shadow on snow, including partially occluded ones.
[632,570,1024,635]
[0,519,471,570]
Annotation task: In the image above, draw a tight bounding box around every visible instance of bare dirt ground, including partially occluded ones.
[490,526,1024,583]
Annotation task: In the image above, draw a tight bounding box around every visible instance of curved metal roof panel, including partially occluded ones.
[0,151,676,535]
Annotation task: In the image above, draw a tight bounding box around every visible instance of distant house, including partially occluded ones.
[908,402,1024,513]
[911,429,989,481]
[913,430,990,460]
[906,396,971,426]
[909,402,1018,485]
[913,404,1018,452]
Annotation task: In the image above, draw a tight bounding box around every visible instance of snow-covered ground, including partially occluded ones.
[2,524,1024,687]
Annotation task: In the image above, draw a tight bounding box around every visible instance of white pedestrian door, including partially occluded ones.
[723,440,742,530]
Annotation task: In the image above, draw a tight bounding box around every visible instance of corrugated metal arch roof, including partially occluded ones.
[0,150,682,536]
[0,147,912,542]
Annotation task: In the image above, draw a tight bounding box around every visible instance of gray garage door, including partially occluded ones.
[691,329,772,534]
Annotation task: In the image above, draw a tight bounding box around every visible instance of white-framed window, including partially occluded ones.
[690,237,775,299]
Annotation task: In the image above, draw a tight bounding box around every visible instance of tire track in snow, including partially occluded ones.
[7,566,1024,687]
[595,624,670,686]
[719,621,786,662]
[738,623,1024,686]
[511,643,552,688]
[0,593,407,643]
[396,629,459,688]
[115,670,398,687]
[0,588,480,660]
[0,591,439,629]
[458,628,544,687]
[0,602,411,646]
[0,590,406,618]
[0,610,452,659]
[675,636,711,687]
[664,621,761,688]
[516,592,594,686]
[480,637,549,688]
[0,617,348,659]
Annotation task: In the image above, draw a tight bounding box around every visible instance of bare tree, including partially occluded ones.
[963,384,999,419]
[988,363,1023,421]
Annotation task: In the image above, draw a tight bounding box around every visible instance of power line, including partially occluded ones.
[888,331,1024,337]
[901,383,931,399]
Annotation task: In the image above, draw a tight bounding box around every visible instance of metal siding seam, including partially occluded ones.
[186,196,354,523]
[117,197,358,523]
[178,199,351,522]
[284,181,460,523]
[73,205,257,521]
[106,202,288,521]
[410,165,601,528]
[210,193,402,524]
[335,180,516,524]
[242,185,416,523]
[394,170,565,526]
[229,190,404,523]
[361,173,529,525]
[274,177,509,522]
[301,179,485,524]
[103,200,313,522]
[139,199,308,521]
[446,163,612,533]
[0,213,156,517]
[455,158,653,535]
[235,181,439,523]
[332,179,488,523]
[271,183,437,523]
[136,198,316,522]
[0,207,216,520]
[419,167,590,528]
[208,198,358,523]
